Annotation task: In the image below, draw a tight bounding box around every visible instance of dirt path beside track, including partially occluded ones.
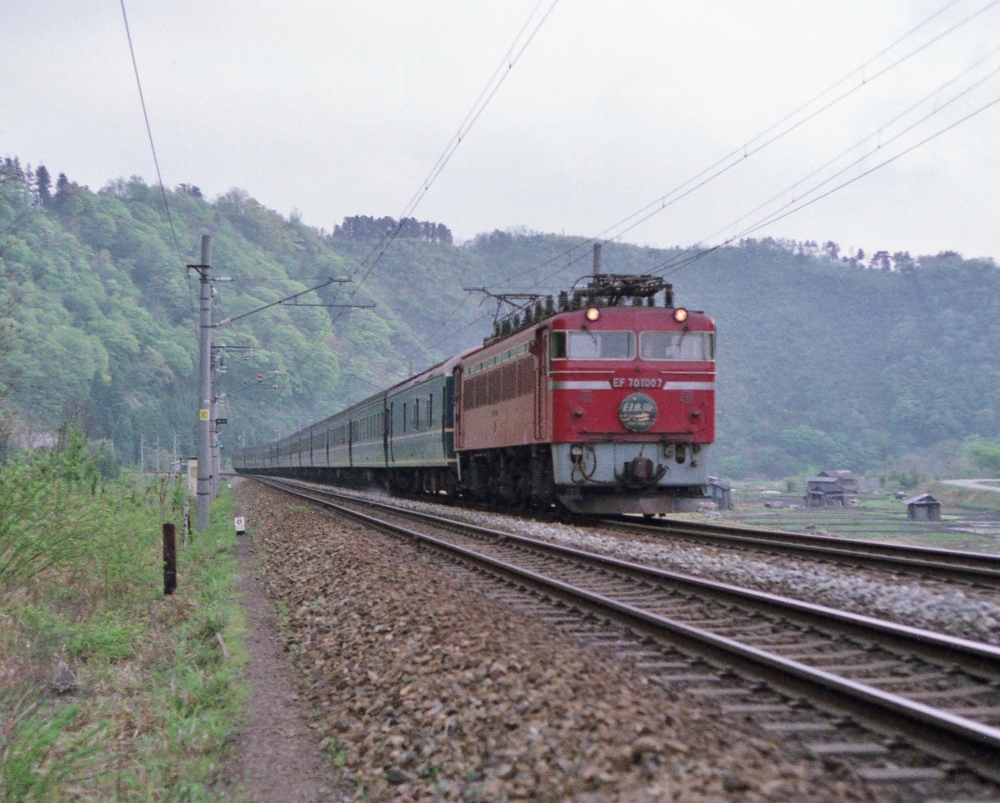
[230,482,353,802]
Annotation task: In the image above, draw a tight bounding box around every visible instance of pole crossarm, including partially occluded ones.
[214,278,340,327]
[215,376,268,401]
[281,301,375,308]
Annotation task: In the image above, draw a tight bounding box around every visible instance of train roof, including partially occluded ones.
[268,346,478,445]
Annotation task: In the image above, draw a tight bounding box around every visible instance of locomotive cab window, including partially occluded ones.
[550,330,635,360]
[640,331,715,361]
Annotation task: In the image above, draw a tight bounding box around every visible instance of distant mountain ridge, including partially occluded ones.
[1,157,997,478]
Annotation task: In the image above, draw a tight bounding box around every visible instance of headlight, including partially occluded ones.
[585,307,600,322]
[673,308,688,323]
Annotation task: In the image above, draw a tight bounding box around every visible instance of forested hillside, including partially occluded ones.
[2,156,998,479]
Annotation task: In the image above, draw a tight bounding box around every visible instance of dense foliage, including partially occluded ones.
[2,155,999,477]
[0,434,244,800]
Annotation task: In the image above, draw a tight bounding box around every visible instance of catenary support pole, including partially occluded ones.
[196,235,212,531]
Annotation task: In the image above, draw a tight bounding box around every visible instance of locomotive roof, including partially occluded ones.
[462,305,715,364]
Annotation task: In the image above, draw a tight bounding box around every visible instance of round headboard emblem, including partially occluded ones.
[619,392,657,432]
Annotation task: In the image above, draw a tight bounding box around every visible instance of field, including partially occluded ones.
[714,483,1000,553]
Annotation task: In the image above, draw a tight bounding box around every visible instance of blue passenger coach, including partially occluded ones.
[233,352,466,494]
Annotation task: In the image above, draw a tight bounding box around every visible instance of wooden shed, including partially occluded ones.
[805,476,847,508]
[904,493,941,521]
[708,477,733,511]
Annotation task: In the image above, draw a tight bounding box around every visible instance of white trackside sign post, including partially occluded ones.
[234,516,246,535]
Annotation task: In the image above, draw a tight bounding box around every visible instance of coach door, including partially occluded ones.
[381,402,389,467]
[533,327,550,440]
[388,403,395,463]
[452,367,464,450]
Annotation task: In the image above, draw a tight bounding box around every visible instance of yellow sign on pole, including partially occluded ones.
[199,409,210,421]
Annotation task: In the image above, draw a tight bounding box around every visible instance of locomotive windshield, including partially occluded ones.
[639,331,715,361]
[550,331,635,360]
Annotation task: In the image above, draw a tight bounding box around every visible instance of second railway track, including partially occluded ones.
[255,476,1000,790]
[603,514,1000,589]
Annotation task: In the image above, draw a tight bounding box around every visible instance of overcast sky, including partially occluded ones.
[4,1,1000,265]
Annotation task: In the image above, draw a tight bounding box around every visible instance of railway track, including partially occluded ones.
[254,476,1000,791]
[248,475,1000,587]
[605,515,1000,589]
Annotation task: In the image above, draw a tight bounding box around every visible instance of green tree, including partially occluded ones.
[963,436,1000,475]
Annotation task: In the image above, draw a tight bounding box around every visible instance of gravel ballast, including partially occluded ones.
[318,486,1000,647]
[236,483,880,802]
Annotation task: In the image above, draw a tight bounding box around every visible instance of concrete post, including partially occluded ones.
[196,235,212,531]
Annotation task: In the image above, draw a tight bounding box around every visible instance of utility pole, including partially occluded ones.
[172,431,177,469]
[194,235,212,532]
[139,434,144,474]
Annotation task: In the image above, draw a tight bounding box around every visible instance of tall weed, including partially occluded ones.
[0,430,101,589]
[0,692,100,803]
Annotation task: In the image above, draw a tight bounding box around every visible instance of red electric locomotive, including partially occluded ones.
[455,272,715,514]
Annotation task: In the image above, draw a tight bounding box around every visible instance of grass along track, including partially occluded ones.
[256,477,1000,789]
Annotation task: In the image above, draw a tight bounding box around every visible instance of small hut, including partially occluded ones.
[904,493,941,522]
[708,477,733,511]
[805,476,847,508]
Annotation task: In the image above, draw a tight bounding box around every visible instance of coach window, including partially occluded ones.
[428,394,433,427]
[640,331,715,361]
[414,399,420,431]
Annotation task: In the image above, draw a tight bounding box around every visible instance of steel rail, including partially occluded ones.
[603,516,1000,587]
[256,477,1000,781]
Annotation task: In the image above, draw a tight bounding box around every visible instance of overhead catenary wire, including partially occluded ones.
[652,88,1000,279]
[657,49,1000,273]
[334,0,561,320]
[495,0,998,293]
[118,0,194,310]
[266,1,563,404]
